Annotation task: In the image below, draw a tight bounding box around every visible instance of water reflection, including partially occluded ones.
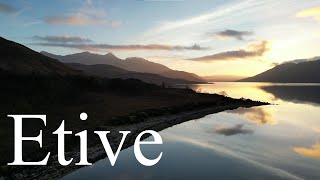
[164,129,304,180]
[227,107,277,125]
[110,171,153,180]
[63,83,320,180]
[213,124,254,136]
[260,85,320,106]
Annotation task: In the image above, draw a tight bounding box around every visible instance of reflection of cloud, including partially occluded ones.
[212,29,254,41]
[31,42,207,52]
[294,143,320,159]
[33,35,93,43]
[0,2,17,14]
[214,124,253,136]
[165,133,303,180]
[297,6,320,23]
[188,40,270,62]
[228,107,276,125]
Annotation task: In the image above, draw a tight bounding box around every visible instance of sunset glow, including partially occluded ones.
[1,0,320,76]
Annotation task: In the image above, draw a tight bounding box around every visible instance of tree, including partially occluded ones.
[161,81,166,88]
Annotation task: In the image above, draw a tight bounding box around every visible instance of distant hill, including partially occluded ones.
[67,63,199,85]
[41,51,206,83]
[239,59,320,83]
[203,75,247,82]
[0,37,79,75]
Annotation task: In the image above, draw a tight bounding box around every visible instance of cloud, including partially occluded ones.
[188,40,270,62]
[294,143,320,159]
[33,35,93,43]
[44,1,121,27]
[213,29,254,40]
[32,42,207,51]
[45,14,122,27]
[0,3,17,14]
[227,107,276,125]
[140,0,263,42]
[214,124,253,136]
[85,0,93,5]
[296,6,320,22]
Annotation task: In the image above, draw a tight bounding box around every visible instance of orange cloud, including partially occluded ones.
[294,143,320,159]
[189,40,271,62]
[297,6,320,22]
[46,14,122,27]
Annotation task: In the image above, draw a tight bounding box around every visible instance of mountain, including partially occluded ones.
[67,63,198,85]
[203,75,247,82]
[41,51,206,83]
[239,59,320,83]
[158,70,205,83]
[0,37,79,75]
[122,57,171,73]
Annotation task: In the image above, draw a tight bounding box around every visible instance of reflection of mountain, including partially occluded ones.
[41,51,206,83]
[261,85,320,105]
[239,59,320,83]
[227,107,276,125]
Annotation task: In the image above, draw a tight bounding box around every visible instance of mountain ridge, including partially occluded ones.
[67,63,200,85]
[41,51,206,83]
[239,59,320,83]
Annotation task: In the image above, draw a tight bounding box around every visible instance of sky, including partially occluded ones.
[1,0,320,76]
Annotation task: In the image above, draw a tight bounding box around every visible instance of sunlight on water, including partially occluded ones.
[63,83,320,180]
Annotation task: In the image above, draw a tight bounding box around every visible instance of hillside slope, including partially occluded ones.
[239,60,320,83]
[0,37,79,75]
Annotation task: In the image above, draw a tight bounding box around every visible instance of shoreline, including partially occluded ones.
[3,101,268,179]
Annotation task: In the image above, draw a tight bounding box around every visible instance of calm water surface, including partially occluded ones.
[63,83,320,180]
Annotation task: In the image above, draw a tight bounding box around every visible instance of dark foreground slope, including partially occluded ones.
[0,37,79,75]
[239,59,320,83]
